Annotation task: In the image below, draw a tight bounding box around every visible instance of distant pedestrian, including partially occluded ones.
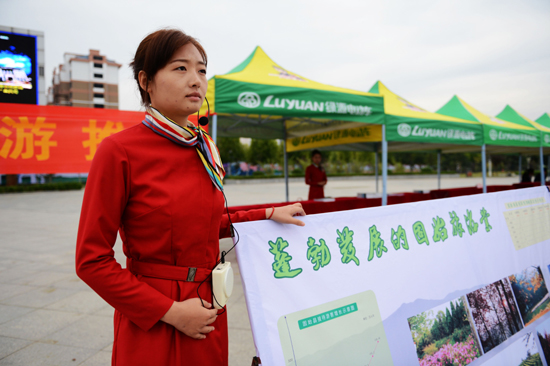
[521,168,534,183]
[305,149,327,200]
[534,168,547,182]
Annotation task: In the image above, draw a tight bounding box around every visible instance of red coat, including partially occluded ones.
[305,164,327,200]
[75,123,265,366]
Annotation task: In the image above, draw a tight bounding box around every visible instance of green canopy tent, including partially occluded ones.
[199,47,385,200]
[496,106,549,183]
[285,81,485,205]
[437,97,542,189]
[367,82,484,204]
[535,113,550,178]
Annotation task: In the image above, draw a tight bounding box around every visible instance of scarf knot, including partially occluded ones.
[142,107,225,191]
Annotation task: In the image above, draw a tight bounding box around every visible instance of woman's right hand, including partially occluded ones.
[160,298,218,339]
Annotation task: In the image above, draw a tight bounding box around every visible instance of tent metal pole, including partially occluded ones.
[481,144,487,193]
[283,126,289,202]
[437,150,441,190]
[518,154,522,183]
[540,146,546,185]
[375,149,379,194]
[212,114,218,144]
[382,126,388,206]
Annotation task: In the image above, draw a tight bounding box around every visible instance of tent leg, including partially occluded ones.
[283,134,289,202]
[375,149,379,194]
[481,144,487,193]
[437,150,441,190]
[382,126,388,206]
[540,146,546,185]
[518,154,522,183]
[212,114,218,144]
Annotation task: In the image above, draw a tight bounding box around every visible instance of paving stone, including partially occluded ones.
[78,351,111,366]
[228,327,256,366]
[45,291,106,314]
[51,275,88,291]
[0,305,34,325]
[13,271,74,287]
[0,284,37,302]
[0,336,33,359]
[41,315,113,350]
[0,268,40,284]
[2,287,78,309]
[0,342,95,366]
[93,304,114,318]
[0,309,83,340]
[227,296,252,331]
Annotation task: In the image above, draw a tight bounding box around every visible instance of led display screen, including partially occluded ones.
[0,31,38,105]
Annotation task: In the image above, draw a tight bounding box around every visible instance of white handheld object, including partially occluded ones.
[212,261,234,309]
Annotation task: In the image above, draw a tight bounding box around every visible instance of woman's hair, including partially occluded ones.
[130,28,207,106]
[311,149,322,158]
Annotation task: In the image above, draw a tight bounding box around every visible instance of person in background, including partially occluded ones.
[534,168,547,182]
[521,168,534,183]
[305,149,327,200]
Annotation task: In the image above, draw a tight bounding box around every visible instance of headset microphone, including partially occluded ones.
[198,97,210,126]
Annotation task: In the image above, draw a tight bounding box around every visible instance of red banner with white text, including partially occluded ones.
[0,103,206,174]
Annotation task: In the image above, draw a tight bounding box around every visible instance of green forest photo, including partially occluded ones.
[408,296,482,366]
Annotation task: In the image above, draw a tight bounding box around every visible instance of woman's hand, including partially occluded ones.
[160,298,218,339]
[267,203,306,226]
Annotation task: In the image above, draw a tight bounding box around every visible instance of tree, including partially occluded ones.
[217,137,245,162]
[248,139,279,165]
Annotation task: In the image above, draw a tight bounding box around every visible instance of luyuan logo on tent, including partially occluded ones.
[489,129,498,141]
[545,134,550,144]
[238,92,261,108]
[397,123,411,137]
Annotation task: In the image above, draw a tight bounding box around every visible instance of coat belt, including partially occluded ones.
[127,258,212,282]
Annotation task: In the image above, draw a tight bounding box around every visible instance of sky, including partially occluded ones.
[2,0,549,119]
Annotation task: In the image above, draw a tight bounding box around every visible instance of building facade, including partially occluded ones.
[48,49,121,109]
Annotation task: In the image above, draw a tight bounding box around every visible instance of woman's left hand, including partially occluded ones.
[267,203,306,226]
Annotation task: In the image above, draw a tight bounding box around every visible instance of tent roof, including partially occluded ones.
[438,96,537,131]
[200,47,384,140]
[536,113,550,130]
[218,47,381,97]
[437,96,540,152]
[368,81,480,126]
[496,105,549,132]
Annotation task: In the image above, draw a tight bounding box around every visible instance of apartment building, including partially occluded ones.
[48,49,121,109]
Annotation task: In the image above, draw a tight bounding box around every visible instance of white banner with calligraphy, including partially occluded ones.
[234,186,550,366]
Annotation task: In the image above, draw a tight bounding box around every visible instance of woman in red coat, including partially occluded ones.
[75,29,305,366]
[305,149,327,200]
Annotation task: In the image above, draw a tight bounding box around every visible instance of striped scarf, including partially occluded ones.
[142,107,225,191]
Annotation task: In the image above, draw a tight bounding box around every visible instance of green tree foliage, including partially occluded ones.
[247,139,279,165]
[217,137,245,162]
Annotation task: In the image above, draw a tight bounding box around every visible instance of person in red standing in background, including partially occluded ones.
[305,149,327,200]
[75,28,306,366]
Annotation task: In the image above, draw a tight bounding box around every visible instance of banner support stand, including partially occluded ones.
[481,144,487,193]
[518,154,522,183]
[283,122,289,202]
[382,125,388,206]
[375,148,379,194]
[437,150,441,190]
[212,114,218,144]
[540,146,546,185]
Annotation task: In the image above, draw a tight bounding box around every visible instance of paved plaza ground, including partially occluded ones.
[0,175,519,365]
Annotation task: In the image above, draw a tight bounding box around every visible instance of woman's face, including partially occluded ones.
[312,153,322,165]
[145,43,207,122]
